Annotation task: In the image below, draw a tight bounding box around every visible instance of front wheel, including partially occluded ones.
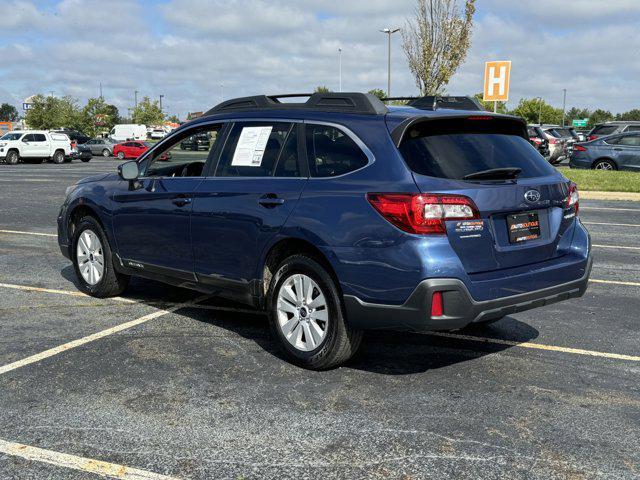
[72,216,130,297]
[117,151,125,160]
[268,254,362,370]
[102,149,110,157]
[5,150,19,165]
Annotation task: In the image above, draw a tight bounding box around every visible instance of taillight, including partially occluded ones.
[548,137,558,144]
[366,193,480,235]
[566,182,579,215]
[531,137,542,145]
[573,145,587,152]
[587,135,597,141]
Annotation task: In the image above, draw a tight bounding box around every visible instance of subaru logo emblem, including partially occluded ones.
[524,189,541,203]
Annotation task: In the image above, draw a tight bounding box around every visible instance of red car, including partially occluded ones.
[113,141,150,160]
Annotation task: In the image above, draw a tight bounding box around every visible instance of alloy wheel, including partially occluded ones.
[277,274,329,352]
[595,161,613,170]
[76,229,104,286]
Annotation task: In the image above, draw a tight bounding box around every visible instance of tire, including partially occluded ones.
[5,150,19,165]
[593,159,616,171]
[71,216,130,297]
[102,149,110,157]
[52,150,65,164]
[117,151,125,160]
[268,254,362,370]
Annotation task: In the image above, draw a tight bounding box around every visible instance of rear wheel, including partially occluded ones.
[102,149,110,157]
[593,159,616,170]
[72,216,130,297]
[5,150,19,165]
[268,254,362,370]
[117,151,125,160]
[52,150,65,164]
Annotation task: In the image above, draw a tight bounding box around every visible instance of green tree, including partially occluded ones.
[402,0,476,94]
[588,109,613,127]
[473,93,507,113]
[367,89,387,100]
[0,103,19,122]
[81,97,119,136]
[615,109,640,121]
[166,114,180,123]
[314,86,332,93]
[510,97,562,125]
[131,96,164,125]
[25,95,84,131]
[565,107,591,126]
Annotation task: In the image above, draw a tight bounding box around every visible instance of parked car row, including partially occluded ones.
[570,131,640,171]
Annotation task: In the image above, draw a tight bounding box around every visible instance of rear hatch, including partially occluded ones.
[397,115,574,274]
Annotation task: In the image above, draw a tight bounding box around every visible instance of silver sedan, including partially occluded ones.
[84,138,116,157]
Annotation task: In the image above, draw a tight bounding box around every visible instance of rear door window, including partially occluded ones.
[591,125,618,136]
[626,125,640,132]
[398,118,556,180]
[619,135,640,147]
[216,122,293,177]
[305,124,369,177]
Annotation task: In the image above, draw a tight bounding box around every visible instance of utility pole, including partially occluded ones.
[159,94,164,113]
[134,90,138,110]
[380,28,400,97]
[49,90,55,97]
[562,88,567,126]
[338,47,343,92]
[99,82,103,100]
[537,96,543,125]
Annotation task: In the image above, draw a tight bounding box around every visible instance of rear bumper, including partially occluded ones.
[344,254,592,331]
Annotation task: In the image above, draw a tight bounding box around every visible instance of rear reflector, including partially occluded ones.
[431,291,444,317]
[367,193,480,234]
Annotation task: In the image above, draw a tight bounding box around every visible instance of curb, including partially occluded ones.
[580,191,640,202]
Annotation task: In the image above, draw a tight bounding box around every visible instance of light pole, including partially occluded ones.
[220,83,224,102]
[159,94,164,113]
[380,27,400,97]
[537,96,543,125]
[561,88,567,126]
[134,90,138,110]
[338,47,343,92]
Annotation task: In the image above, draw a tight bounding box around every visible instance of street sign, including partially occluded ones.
[483,61,511,102]
[22,103,33,111]
[572,118,588,127]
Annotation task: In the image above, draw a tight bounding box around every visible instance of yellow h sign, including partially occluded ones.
[483,61,511,102]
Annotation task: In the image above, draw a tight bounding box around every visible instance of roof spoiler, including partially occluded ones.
[383,95,485,112]
[205,93,388,116]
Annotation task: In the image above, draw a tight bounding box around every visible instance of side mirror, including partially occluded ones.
[118,161,140,181]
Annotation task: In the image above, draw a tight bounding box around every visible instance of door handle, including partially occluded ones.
[258,194,285,208]
[172,194,192,207]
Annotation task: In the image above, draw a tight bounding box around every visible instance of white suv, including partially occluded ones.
[0,130,72,165]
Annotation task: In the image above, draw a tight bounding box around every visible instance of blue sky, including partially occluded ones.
[1,0,639,119]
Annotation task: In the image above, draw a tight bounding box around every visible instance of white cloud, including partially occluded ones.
[0,0,638,119]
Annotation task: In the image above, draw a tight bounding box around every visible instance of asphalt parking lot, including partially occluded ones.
[0,157,639,479]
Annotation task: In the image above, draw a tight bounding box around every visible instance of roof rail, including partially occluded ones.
[205,92,388,116]
[382,95,485,112]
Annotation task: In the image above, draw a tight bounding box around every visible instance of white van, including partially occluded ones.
[108,124,147,142]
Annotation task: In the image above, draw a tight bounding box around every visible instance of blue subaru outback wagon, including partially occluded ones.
[58,93,592,369]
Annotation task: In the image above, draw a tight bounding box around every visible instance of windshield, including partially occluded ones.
[399,119,556,180]
[1,133,23,141]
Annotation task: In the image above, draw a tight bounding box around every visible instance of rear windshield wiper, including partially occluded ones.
[464,167,522,180]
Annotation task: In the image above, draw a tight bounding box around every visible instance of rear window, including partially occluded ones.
[591,125,618,135]
[399,118,556,180]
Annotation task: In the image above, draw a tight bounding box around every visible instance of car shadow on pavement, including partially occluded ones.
[60,267,540,375]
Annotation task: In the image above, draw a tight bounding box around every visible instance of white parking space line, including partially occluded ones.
[593,244,640,251]
[0,294,209,376]
[0,229,57,237]
[427,332,640,362]
[0,179,58,183]
[0,438,180,480]
[590,278,640,287]
[0,282,135,303]
[583,222,640,228]
[581,206,640,213]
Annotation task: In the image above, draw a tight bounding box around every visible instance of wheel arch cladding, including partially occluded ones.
[261,237,342,301]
